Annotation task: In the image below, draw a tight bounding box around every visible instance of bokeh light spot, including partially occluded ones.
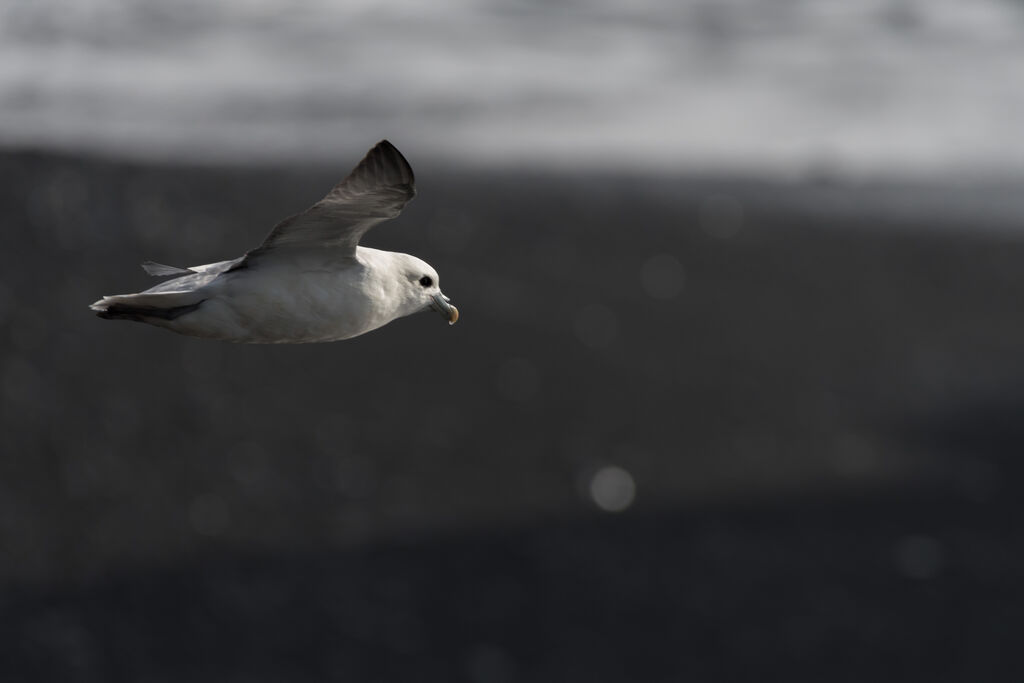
[639,253,685,300]
[589,466,636,513]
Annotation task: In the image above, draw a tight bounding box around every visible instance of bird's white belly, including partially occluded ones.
[174,268,386,343]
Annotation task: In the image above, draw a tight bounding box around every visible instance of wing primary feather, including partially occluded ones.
[325,139,415,203]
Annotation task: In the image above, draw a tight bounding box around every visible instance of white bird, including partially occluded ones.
[90,140,458,343]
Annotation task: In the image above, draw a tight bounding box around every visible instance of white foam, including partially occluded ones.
[2,0,1023,179]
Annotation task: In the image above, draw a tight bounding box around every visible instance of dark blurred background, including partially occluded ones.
[4,2,1024,682]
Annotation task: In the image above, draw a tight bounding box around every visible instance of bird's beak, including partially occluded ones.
[430,293,459,325]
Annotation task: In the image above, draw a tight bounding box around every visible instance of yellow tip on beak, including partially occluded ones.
[430,293,459,325]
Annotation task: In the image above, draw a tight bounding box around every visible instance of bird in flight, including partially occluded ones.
[90,140,458,343]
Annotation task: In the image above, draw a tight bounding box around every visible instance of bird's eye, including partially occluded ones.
[419,275,433,287]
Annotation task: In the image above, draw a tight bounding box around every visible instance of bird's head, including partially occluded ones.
[391,253,459,325]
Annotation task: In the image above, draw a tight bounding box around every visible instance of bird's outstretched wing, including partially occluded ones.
[240,140,416,264]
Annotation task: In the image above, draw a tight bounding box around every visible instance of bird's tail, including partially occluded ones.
[90,292,204,322]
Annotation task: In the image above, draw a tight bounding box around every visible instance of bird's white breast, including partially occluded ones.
[170,249,402,343]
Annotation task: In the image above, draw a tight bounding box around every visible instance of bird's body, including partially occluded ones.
[90,141,458,343]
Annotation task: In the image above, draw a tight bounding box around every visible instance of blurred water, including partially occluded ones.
[2,0,1023,179]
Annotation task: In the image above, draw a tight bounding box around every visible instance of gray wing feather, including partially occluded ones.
[141,261,195,277]
[242,140,415,263]
[142,258,245,293]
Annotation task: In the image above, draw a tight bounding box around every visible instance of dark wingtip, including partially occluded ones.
[363,139,415,188]
[95,301,203,322]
